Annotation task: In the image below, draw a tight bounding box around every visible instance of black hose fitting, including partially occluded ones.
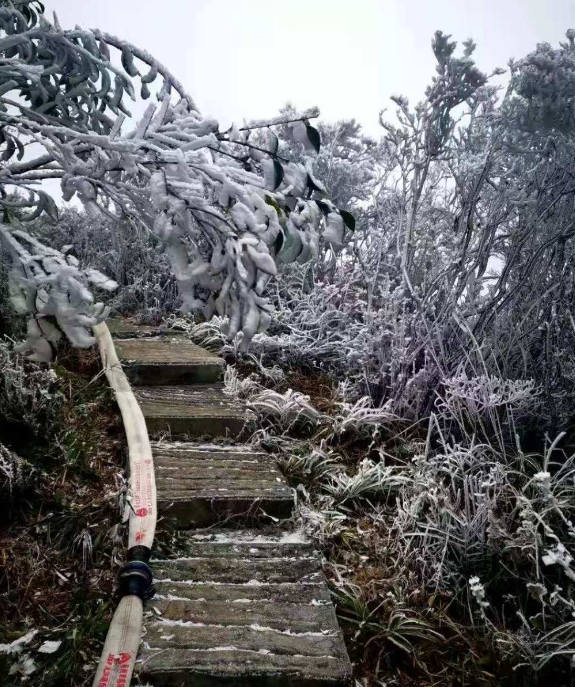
[118,559,155,600]
[127,545,152,563]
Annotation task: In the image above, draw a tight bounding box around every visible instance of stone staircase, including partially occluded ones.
[108,321,352,686]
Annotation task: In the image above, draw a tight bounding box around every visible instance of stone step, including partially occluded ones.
[115,335,223,385]
[135,386,252,438]
[106,318,173,339]
[149,597,337,630]
[152,557,320,584]
[137,530,352,687]
[152,442,293,527]
[152,581,331,604]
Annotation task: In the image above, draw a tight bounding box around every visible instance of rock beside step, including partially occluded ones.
[137,530,353,687]
[134,386,252,438]
[153,442,293,527]
[114,336,223,386]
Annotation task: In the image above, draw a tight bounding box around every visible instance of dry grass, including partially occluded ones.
[0,347,126,686]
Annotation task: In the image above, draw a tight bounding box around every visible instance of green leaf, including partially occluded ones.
[2,136,15,162]
[40,192,59,221]
[307,174,325,194]
[267,130,279,155]
[264,194,282,215]
[340,209,356,231]
[15,137,24,161]
[307,174,321,191]
[273,229,284,256]
[306,125,321,153]
[272,160,284,191]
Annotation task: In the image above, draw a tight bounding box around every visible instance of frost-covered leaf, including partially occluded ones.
[85,268,118,292]
[305,161,327,194]
[37,640,62,654]
[323,213,345,246]
[262,159,284,191]
[0,630,37,655]
[121,46,139,77]
[305,125,321,153]
[291,120,320,153]
[246,245,277,276]
[339,209,355,231]
[267,130,279,155]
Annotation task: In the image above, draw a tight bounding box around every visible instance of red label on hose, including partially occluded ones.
[135,531,145,542]
[135,507,148,517]
[98,652,132,687]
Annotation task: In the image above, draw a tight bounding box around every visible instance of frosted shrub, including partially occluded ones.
[0,340,63,434]
[436,373,539,453]
[280,446,342,483]
[218,29,575,683]
[332,395,398,438]
[34,210,179,319]
[440,374,537,418]
[224,365,322,431]
[0,2,352,359]
[542,543,575,582]
[469,576,490,609]
[3,229,117,360]
[248,388,322,431]
[0,443,32,493]
[325,458,411,504]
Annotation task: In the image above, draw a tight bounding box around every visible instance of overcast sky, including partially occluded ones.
[50,0,575,135]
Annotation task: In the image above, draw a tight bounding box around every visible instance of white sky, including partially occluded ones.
[47,0,575,135]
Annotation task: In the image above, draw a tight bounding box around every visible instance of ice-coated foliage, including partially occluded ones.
[226,351,575,681]
[190,29,575,684]
[0,337,62,431]
[0,0,350,357]
[227,31,575,439]
[32,208,180,320]
[2,3,575,683]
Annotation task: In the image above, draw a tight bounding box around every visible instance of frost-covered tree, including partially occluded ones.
[243,30,575,436]
[0,0,352,359]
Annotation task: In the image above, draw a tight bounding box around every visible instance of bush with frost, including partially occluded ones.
[0,0,352,358]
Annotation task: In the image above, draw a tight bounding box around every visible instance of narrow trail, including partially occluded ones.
[107,320,352,686]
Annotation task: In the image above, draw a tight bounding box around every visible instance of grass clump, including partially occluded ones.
[0,342,126,686]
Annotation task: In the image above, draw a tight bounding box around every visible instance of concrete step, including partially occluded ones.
[152,442,293,527]
[137,530,352,687]
[106,318,173,339]
[134,386,252,438]
[115,335,223,385]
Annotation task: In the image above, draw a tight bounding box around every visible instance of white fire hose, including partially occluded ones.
[91,322,157,687]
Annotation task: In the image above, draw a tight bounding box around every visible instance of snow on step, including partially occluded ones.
[114,335,223,386]
[152,442,293,527]
[135,385,253,439]
[136,530,352,686]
